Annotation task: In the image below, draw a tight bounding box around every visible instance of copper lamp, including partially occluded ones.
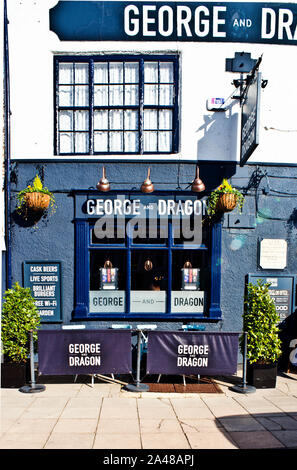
[141,167,154,193]
[96,166,110,192]
[191,165,205,192]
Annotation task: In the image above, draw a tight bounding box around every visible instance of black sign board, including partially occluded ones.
[248,274,296,322]
[24,261,62,323]
[240,71,261,166]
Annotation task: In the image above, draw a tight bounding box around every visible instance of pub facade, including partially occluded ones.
[3,0,297,356]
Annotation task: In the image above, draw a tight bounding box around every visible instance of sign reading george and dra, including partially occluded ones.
[147,331,239,375]
[50,2,297,45]
[38,330,132,375]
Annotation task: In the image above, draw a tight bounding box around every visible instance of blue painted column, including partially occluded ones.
[209,220,222,319]
[73,219,89,318]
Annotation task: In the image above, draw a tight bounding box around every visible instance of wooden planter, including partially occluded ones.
[216,193,237,213]
[23,192,51,211]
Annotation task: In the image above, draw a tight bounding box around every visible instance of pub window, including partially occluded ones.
[86,218,210,318]
[55,55,179,155]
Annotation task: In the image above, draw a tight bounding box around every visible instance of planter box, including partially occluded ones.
[1,362,29,388]
[247,362,277,389]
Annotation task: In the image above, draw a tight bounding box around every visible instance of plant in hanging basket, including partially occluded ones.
[206,178,244,218]
[16,175,56,215]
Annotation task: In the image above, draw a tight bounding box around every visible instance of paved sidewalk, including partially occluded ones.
[1,371,297,449]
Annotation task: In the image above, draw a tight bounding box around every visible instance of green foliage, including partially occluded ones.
[1,282,40,363]
[241,280,282,364]
[16,174,56,214]
[207,178,245,218]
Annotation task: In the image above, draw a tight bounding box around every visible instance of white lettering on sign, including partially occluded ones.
[69,343,101,354]
[124,4,226,38]
[177,343,209,368]
[261,7,297,40]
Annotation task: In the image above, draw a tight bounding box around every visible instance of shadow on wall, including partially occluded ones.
[196,100,239,162]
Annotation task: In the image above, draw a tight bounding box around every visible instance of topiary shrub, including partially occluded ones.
[1,282,40,363]
[241,279,282,364]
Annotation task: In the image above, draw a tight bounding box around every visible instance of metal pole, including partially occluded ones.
[29,330,35,389]
[230,331,256,394]
[125,329,149,392]
[19,330,46,394]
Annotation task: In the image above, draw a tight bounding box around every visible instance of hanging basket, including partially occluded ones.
[216,193,237,213]
[23,192,51,211]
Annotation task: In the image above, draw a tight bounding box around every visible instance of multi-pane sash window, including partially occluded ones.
[55,55,179,155]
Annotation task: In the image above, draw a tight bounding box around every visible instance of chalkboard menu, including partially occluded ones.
[248,274,296,323]
[24,261,62,323]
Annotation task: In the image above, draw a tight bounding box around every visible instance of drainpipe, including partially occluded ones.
[4,0,12,289]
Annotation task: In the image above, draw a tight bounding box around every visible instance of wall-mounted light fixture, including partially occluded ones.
[96,166,110,192]
[191,165,205,193]
[141,167,154,193]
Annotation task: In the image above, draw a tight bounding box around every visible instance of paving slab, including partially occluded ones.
[99,397,138,419]
[139,418,182,433]
[217,416,265,432]
[137,398,176,419]
[6,418,57,435]
[265,396,297,413]
[141,432,190,449]
[180,418,223,433]
[170,398,215,419]
[44,432,95,449]
[0,432,49,449]
[229,430,285,449]
[97,418,140,434]
[186,430,238,449]
[233,396,283,414]
[93,433,142,449]
[52,418,98,434]
[271,430,297,448]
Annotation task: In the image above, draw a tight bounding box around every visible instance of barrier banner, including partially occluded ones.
[147,331,239,375]
[38,330,132,375]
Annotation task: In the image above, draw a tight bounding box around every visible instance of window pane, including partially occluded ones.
[144,131,158,152]
[144,62,158,83]
[94,63,108,83]
[94,131,108,152]
[160,62,174,83]
[59,132,74,153]
[75,85,89,106]
[59,111,73,131]
[75,111,89,131]
[59,86,74,106]
[124,85,139,105]
[158,131,172,152]
[94,110,108,130]
[124,131,138,152]
[125,62,139,83]
[109,62,123,83]
[124,110,138,130]
[94,85,108,106]
[144,84,158,105]
[109,132,123,152]
[75,63,89,83]
[59,63,73,84]
[109,110,123,130]
[159,109,172,130]
[159,84,174,105]
[75,132,89,153]
[109,85,124,105]
[144,110,158,130]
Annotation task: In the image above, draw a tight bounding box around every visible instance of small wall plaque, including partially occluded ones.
[260,239,287,270]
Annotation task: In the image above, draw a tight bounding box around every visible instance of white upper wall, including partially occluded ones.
[7,0,297,163]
